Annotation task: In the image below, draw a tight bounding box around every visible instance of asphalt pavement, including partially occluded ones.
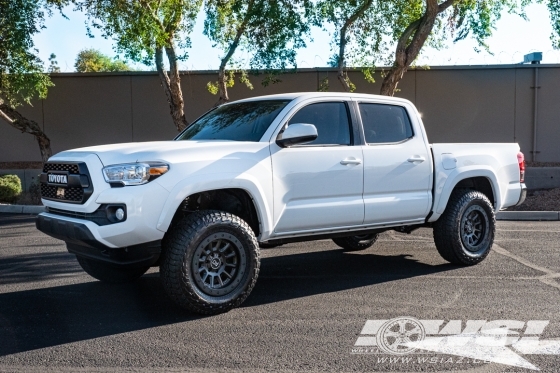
[0,213,559,372]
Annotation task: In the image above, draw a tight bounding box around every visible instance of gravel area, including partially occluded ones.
[505,188,560,211]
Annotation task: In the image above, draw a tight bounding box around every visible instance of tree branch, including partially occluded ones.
[216,0,256,104]
[337,0,374,91]
[0,108,14,124]
[139,0,165,31]
[438,0,457,13]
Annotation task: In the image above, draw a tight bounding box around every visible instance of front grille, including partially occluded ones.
[41,184,84,202]
[43,163,79,174]
[40,162,93,204]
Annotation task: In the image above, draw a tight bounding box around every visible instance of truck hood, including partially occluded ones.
[51,140,269,166]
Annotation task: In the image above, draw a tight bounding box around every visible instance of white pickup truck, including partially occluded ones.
[36,92,526,314]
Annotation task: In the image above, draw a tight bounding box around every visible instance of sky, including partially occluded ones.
[33,3,559,73]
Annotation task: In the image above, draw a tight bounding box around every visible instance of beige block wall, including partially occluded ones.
[536,68,560,162]
[1,66,559,162]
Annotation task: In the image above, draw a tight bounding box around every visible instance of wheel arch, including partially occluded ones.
[170,188,262,237]
[156,174,273,239]
[429,168,501,223]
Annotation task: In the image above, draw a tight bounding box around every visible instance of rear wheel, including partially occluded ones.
[76,257,149,283]
[332,234,379,251]
[433,189,495,265]
[160,210,260,315]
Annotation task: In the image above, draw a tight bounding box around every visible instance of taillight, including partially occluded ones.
[517,152,525,183]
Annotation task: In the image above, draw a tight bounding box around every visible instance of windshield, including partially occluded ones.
[176,100,290,142]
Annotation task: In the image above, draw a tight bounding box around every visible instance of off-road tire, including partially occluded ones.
[160,210,260,315]
[433,189,495,265]
[332,234,379,251]
[76,257,149,283]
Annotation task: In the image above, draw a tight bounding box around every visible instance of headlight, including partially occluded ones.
[102,162,169,186]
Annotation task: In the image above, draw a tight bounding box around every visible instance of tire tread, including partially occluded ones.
[160,210,260,315]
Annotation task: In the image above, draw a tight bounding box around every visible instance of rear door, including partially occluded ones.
[358,101,432,224]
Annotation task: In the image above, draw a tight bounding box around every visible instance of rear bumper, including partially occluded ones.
[516,183,527,206]
[36,214,161,268]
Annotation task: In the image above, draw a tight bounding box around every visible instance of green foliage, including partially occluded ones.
[315,1,392,68]
[47,53,61,73]
[78,0,201,66]
[449,0,530,52]
[74,48,133,72]
[548,0,560,49]
[204,0,310,88]
[0,0,55,108]
[318,77,329,92]
[207,70,254,95]
[0,175,23,202]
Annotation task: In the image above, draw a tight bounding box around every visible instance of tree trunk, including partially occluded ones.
[216,66,229,107]
[0,103,52,162]
[337,25,352,92]
[155,43,188,132]
[337,0,373,92]
[214,0,255,107]
[380,0,457,96]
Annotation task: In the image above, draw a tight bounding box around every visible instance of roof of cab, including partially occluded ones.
[232,92,412,105]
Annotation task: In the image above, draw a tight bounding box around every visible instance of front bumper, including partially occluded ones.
[36,214,161,268]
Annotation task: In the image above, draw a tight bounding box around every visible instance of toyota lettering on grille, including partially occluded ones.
[48,174,68,185]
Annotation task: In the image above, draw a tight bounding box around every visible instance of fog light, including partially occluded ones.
[115,208,125,221]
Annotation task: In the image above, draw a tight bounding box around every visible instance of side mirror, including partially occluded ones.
[276,123,318,148]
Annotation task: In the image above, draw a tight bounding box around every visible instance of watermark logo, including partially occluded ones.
[352,317,560,370]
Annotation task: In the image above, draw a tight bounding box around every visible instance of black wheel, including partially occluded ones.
[332,234,379,251]
[433,189,495,265]
[160,210,260,315]
[76,257,149,283]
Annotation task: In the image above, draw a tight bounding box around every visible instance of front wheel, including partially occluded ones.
[433,189,495,265]
[76,257,149,283]
[160,210,260,315]
[332,234,379,251]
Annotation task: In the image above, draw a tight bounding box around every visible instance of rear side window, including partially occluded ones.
[359,103,413,144]
[288,102,351,145]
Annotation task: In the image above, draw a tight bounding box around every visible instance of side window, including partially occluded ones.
[359,103,414,144]
[288,102,351,145]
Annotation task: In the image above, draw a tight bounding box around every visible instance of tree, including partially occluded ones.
[0,0,59,162]
[547,0,560,48]
[379,0,535,96]
[204,0,310,105]
[79,0,201,131]
[48,53,61,73]
[316,0,393,92]
[74,48,133,72]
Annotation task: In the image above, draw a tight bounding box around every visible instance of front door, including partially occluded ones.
[271,101,364,234]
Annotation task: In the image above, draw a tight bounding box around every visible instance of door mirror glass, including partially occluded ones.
[276,123,318,148]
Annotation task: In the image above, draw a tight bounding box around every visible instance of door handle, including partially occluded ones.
[340,158,362,165]
[407,156,426,163]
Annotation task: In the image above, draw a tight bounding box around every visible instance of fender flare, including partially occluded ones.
[155,173,273,239]
[429,167,501,222]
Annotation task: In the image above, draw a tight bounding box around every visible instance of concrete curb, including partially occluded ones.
[1,204,559,221]
[496,211,560,221]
